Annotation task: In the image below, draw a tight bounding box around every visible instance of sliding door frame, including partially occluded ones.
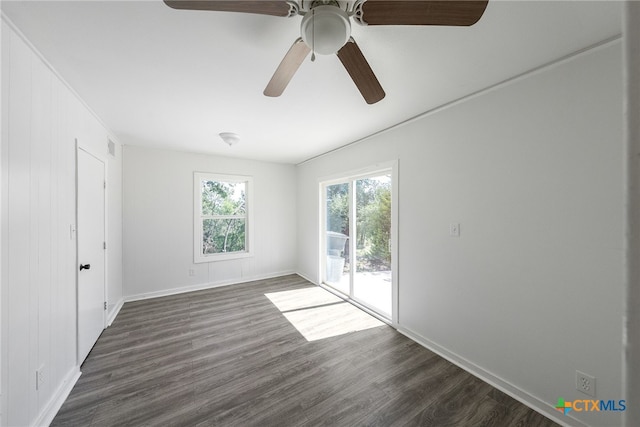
[318,160,399,326]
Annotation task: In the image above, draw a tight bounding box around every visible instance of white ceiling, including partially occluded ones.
[1,0,622,164]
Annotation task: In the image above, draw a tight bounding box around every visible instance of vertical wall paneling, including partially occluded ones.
[7,29,33,427]
[0,18,6,427]
[0,16,4,425]
[624,3,640,426]
[32,50,53,411]
[0,18,124,426]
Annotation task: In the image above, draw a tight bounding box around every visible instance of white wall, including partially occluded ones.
[297,42,624,427]
[123,146,296,299]
[624,3,640,426]
[1,12,4,423]
[0,18,123,426]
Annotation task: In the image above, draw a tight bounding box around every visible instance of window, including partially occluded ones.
[194,172,253,262]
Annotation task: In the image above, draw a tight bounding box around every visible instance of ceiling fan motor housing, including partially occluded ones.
[301,5,351,55]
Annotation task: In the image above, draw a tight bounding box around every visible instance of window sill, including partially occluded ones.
[194,251,253,263]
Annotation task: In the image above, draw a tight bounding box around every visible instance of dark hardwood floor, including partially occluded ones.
[52,275,558,426]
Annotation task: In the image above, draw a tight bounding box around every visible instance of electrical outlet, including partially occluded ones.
[36,365,45,391]
[449,223,460,237]
[576,370,596,397]
[189,269,196,277]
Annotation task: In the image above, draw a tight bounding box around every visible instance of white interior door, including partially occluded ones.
[77,147,105,364]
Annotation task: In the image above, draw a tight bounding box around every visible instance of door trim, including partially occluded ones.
[75,141,107,365]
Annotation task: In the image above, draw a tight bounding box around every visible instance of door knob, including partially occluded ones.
[79,264,91,271]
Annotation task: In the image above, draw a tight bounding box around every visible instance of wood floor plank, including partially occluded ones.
[51,274,558,427]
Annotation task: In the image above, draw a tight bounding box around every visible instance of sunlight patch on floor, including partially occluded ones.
[265,287,385,341]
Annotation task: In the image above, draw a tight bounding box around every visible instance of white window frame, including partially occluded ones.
[194,172,254,263]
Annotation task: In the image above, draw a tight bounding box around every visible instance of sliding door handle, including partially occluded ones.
[79,263,91,271]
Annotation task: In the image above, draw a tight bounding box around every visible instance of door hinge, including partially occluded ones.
[104,181,106,189]
[103,241,107,250]
[104,302,107,310]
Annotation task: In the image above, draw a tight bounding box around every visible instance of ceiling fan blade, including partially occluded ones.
[163,1,296,17]
[337,38,385,105]
[359,0,489,26]
[264,38,311,97]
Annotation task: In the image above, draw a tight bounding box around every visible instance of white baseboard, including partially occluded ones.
[397,325,582,427]
[295,271,318,286]
[124,270,297,302]
[33,366,81,427]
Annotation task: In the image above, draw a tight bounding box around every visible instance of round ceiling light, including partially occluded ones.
[219,132,240,146]
[301,5,351,55]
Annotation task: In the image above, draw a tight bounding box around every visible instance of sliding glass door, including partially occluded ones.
[323,169,393,319]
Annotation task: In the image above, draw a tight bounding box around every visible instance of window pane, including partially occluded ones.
[325,182,350,294]
[201,180,246,216]
[355,175,392,272]
[354,174,392,317]
[202,218,246,254]
[326,183,349,235]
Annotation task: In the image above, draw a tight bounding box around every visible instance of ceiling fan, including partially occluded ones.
[164,0,489,104]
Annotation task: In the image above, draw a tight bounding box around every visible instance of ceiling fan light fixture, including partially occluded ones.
[219,132,240,146]
[301,5,351,55]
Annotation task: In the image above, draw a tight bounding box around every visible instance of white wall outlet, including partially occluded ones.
[576,370,596,397]
[449,223,460,237]
[36,365,45,391]
[189,269,196,277]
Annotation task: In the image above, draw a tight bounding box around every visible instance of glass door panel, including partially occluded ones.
[353,174,392,317]
[325,182,350,295]
[322,170,393,320]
